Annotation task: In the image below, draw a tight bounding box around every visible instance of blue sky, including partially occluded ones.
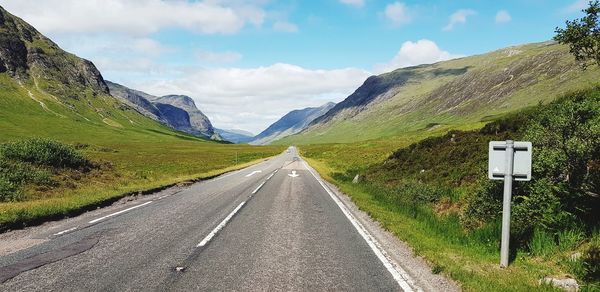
[0,0,588,133]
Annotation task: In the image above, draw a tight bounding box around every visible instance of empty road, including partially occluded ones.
[0,147,419,291]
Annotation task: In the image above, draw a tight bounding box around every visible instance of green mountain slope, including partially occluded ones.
[280,42,599,144]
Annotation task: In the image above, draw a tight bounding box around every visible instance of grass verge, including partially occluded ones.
[0,153,276,232]
[303,157,562,291]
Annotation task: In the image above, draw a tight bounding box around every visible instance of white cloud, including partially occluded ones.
[52,36,172,58]
[0,0,266,36]
[134,64,370,132]
[273,21,299,33]
[374,39,463,74]
[564,0,588,13]
[196,50,242,63]
[384,2,412,26]
[339,0,365,8]
[495,10,511,23]
[443,9,476,31]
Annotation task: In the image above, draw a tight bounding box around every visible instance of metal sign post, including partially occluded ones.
[489,140,532,268]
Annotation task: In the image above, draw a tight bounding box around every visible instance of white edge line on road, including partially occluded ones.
[53,227,78,236]
[197,201,246,247]
[302,161,418,292]
[88,201,153,224]
[251,181,266,194]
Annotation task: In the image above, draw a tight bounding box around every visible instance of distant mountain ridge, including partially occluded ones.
[282,41,600,144]
[215,129,254,144]
[250,102,335,145]
[153,95,214,137]
[106,81,215,138]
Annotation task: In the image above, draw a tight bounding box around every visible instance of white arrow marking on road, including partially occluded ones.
[245,170,262,177]
[288,170,299,178]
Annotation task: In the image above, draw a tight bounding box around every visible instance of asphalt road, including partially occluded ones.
[0,147,416,291]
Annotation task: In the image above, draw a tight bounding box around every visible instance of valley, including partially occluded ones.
[0,1,599,291]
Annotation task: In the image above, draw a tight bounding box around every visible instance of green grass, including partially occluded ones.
[0,74,284,230]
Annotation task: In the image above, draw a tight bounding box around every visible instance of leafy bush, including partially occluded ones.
[465,88,600,243]
[0,138,91,169]
[0,138,91,202]
[0,176,22,202]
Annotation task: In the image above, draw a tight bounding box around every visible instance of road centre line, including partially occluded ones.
[302,161,418,292]
[88,201,153,224]
[53,227,78,236]
[251,181,266,194]
[197,201,246,247]
[196,169,277,248]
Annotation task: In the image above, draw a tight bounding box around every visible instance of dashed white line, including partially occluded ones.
[197,201,246,247]
[266,173,275,180]
[88,201,153,224]
[53,227,77,236]
[251,181,266,194]
[302,161,418,292]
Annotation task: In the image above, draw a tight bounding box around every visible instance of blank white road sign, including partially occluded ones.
[488,141,532,181]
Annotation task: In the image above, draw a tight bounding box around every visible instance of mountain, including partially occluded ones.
[105,81,167,123]
[0,6,107,97]
[151,95,214,137]
[0,5,211,144]
[106,81,215,138]
[280,41,600,144]
[251,102,336,145]
[215,128,254,144]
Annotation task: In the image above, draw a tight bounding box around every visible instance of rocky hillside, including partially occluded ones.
[251,102,335,145]
[106,81,215,138]
[281,41,600,144]
[105,81,167,123]
[152,95,214,137]
[0,6,107,98]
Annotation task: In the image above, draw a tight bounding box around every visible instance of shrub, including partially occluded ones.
[0,157,53,202]
[0,138,91,169]
[0,177,23,202]
[461,179,503,230]
[464,88,600,243]
[0,138,92,202]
